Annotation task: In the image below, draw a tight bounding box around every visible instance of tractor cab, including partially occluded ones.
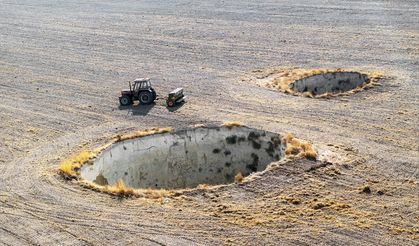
[119,78,157,106]
[133,78,151,91]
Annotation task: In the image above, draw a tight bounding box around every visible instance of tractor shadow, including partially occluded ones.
[119,103,155,116]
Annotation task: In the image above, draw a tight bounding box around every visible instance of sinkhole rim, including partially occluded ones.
[289,71,370,96]
[246,68,383,98]
[58,123,318,197]
[80,125,286,190]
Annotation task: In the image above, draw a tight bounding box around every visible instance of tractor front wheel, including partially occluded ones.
[139,91,154,104]
[119,96,132,106]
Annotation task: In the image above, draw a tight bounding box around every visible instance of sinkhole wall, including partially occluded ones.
[80,126,285,189]
[290,72,369,95]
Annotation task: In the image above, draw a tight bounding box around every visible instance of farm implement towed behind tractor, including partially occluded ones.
[166,88,186,107]
[119,78,185,107]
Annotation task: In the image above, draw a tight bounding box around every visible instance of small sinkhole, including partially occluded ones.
[289,71,369,95]
[80,126,285,189]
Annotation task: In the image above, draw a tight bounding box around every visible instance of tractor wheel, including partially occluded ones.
[119,96,132,106]
[139,91,153,104]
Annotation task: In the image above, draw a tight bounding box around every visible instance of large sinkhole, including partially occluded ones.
[289,71,369,95]
[81,126,285,189]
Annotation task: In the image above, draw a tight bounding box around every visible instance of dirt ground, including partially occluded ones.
[0,0,418,245]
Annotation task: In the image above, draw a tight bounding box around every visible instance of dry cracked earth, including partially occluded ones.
[0,0,418,245]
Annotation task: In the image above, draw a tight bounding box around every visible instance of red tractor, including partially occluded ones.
[119,78,157,106]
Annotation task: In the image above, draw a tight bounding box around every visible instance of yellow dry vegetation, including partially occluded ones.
[79,179,172,199]
[196,183,210,189]
[58,150,95,178]
[79,179,136,197]
[191,123,205,128]
[283,133,317,160]
[302,91,314,98]
[222,121,243,127]
[115,127,172,142]
[206,192,373,230]
[103,180,137,197]
[142,188,172,199]
[234,172,244,183]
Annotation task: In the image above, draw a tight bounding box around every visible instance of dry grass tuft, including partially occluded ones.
[81,180,137,197]
[316,92,335,98]
[58,161,74,177]
[79,180,172,199]
[234,172,244,183]
[300,142,318,160]
[191,123,205,128]
[284,133,294,143]
[58,150,95,178]
[283,134,317,160]
[142,188,171,199]
[197,184,210,189]
[103,180,137,197]
[302,91,314,98]
[115,127,172,142]
[222,121,243,128]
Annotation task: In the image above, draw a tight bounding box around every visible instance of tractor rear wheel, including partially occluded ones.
[139,91,154,104]
[119,96,132,106]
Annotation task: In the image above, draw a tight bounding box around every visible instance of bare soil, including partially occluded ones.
[0,1,418,245]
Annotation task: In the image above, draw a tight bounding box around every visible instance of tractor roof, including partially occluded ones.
[169,87,183,95]
[134,78,150,83]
